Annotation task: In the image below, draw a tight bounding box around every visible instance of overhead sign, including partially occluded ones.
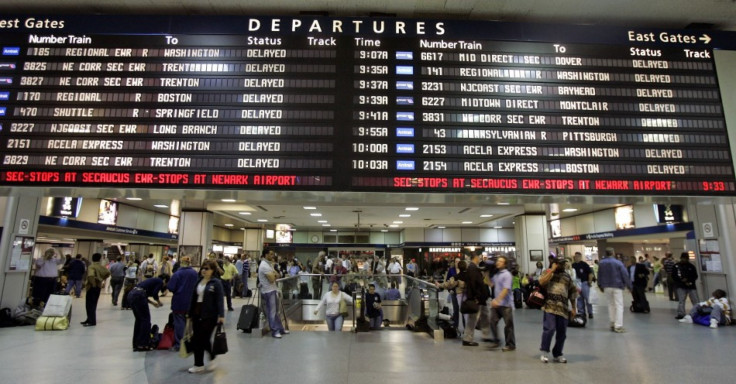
[0,15,734,195]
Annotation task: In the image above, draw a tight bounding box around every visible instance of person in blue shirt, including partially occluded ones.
[385,281,401,300]
[65,254,86,298]
[597,248,632,333]
[488,256,515,351]
[187,260,225,373]
[128,277,164,351]
[167,256,199,351]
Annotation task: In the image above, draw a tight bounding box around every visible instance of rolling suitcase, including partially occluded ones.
[237,290,260,333]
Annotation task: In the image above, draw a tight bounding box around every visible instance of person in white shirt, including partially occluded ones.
[139,254,158,279]
[388,258,403,287]
[314,282,354,331]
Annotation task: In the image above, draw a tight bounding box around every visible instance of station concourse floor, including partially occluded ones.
[1,290,734,384]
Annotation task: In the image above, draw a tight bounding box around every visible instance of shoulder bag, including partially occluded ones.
[339,294,349,317]
[460,299,479,314]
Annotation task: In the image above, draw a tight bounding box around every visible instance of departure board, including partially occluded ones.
[0,15,735,194]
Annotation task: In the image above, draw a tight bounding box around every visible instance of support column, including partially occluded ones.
[514,215,549,274]
[689,203,736,299]
[178,211,213,267]
[242,229,264,254]
[0,196,43,308]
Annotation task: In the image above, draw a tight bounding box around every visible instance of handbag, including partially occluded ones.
[212,324,228,355]
[526,287,546,308]
[460,299,479,314]
[697,306,713,315]
[339,296,349,317]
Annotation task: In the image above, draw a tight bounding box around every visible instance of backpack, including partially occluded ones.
[157,324,175,350]
[0,308,16,328]
[144,265,155,278]
[149,324,162,348]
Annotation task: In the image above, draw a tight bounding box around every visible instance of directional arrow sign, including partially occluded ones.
[699,34,711,44]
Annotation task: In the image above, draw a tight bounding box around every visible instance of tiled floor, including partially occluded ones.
[1,290,733,384]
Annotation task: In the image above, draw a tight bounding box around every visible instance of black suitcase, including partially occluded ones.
[438,319,458,339]
[237,304,259,333]
[630,300,650,313]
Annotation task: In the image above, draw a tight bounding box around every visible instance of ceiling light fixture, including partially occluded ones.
[399,214,411,218]
[318,220,328,223]
[462,221,473,224]
[221,198,236,202]
[153,204,168,208]
[126,197,142,201]
[389,224,399,228]
[303,206,317,210]
[310,213,322,217]
[239,212,252,215]
[405,207,419,211]
[480,214,493,218]
[224,224,234,227]
[563,208,578,212]
[257,219,268,222]
[322,224,332,227]
[437,226,446,229]
[393,221,403,224]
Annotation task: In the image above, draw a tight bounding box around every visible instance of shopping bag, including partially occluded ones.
[212,324,228,355]
[42,295,72,318]
[179,319,193,358]
[589,286,599,305]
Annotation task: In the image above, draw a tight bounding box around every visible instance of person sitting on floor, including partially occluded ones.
[679,289,731,328]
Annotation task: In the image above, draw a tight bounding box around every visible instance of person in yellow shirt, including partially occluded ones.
[221,257,238,311]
